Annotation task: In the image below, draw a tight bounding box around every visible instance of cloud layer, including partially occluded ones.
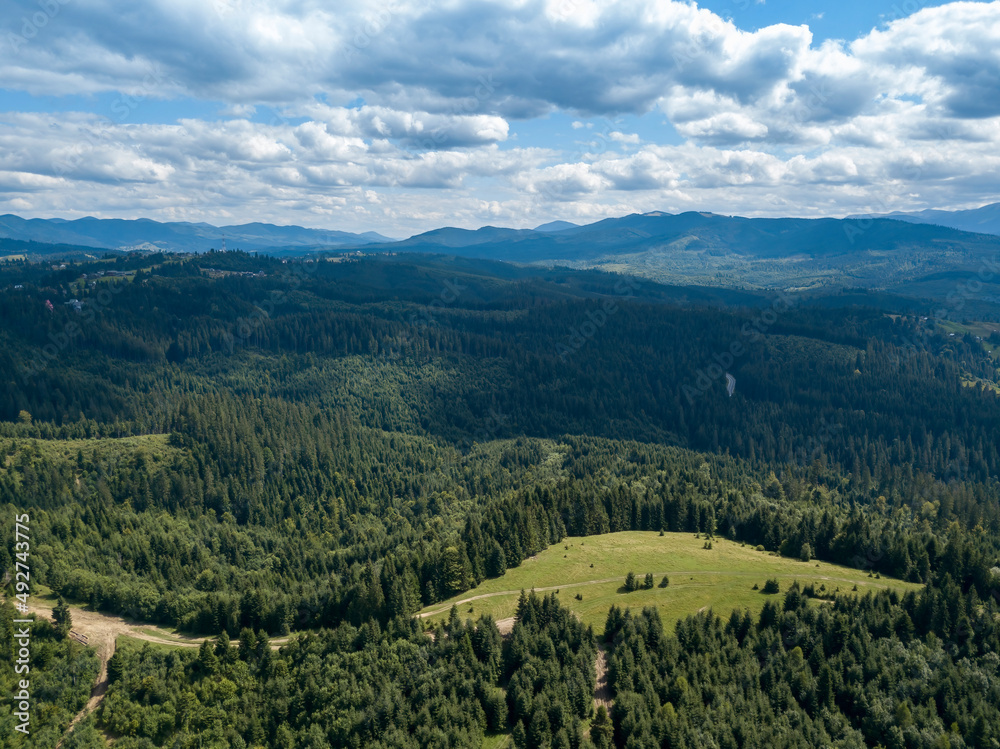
[0,0,998,234]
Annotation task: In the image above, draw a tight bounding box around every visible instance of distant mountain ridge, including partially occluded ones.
[359,209,1000,261]
[0,214,393,254]
[849,202,1000,236]
[348,210,1000,297]
[5,208,1000,301]
[533,220,579,232]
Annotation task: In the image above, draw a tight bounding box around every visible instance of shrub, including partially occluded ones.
[763,579,780,594]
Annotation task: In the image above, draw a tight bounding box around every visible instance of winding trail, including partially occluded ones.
[417,576,630,617]
[15,566,896,745]
[593,642,613,713]
[13,599,290,748]
[417,570,880,619]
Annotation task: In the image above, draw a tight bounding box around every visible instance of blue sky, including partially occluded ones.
[0,0,998,236]
[696,0,958,41]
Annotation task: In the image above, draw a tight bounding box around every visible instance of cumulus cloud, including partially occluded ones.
[0,0,997,234]
[853,1,1000,118]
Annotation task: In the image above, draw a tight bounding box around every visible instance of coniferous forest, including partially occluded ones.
[1,251,999,748]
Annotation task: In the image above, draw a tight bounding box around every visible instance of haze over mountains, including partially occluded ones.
[0,214,393,254]
[850,202,1000,237]
[4,206,1000,301]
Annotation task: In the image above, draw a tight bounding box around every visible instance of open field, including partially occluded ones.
[936,319,1000,339]
[2,433,175,470]
[3,432,173,458]
[418,532,922,633]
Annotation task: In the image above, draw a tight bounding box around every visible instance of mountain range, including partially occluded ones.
[850,202,1000,236]
[353,210,1000,296]
[4,207,1000,306]
[0,214,393,254]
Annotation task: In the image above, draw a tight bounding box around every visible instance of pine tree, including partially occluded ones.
[198,639,218,675]
[512,721,528,749]
[486,539,507,578]
[215,629,233,662]
[591,705,613,749]
[53,597,72,638]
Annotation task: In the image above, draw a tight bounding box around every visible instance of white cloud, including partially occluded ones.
[609,131,640,144]
[0,0,997,234]
[219,103,257,118]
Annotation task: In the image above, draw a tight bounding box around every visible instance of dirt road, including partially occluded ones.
[417,570,895,619]
[16,599,289,748]
[593,642,613,712]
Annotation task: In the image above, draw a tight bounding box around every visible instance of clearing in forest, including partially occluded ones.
[418,531,922,633]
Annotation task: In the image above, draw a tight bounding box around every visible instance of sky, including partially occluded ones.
[0,0,999,237]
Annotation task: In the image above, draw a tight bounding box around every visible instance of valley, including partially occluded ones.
[1,248,998,748]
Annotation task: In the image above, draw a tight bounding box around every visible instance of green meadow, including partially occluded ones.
[419,532,922,633]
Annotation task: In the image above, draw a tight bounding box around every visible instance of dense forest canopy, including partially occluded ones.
[2,250,999,748]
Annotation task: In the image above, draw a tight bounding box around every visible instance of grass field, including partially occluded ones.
[418,532,922,633]
[482,733,511,749]
[117,634,186,654]
[2,433,175,469]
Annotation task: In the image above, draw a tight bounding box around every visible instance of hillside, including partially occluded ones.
[0,214,393,254]
[418,532,922,632]
[2,250,999,748]
[7,210,1000,304]
[853,202,1000,236]
[347,211,1000,295]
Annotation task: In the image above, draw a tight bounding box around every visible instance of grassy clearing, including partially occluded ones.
[937,319,1000,339]
[482,733,511,749]
[419,532,922,633]
[116,634,189,653]
[3,433,174,469]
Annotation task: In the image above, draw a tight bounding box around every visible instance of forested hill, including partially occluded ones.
[349,211,1000,295]
[2,250,1000,748]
